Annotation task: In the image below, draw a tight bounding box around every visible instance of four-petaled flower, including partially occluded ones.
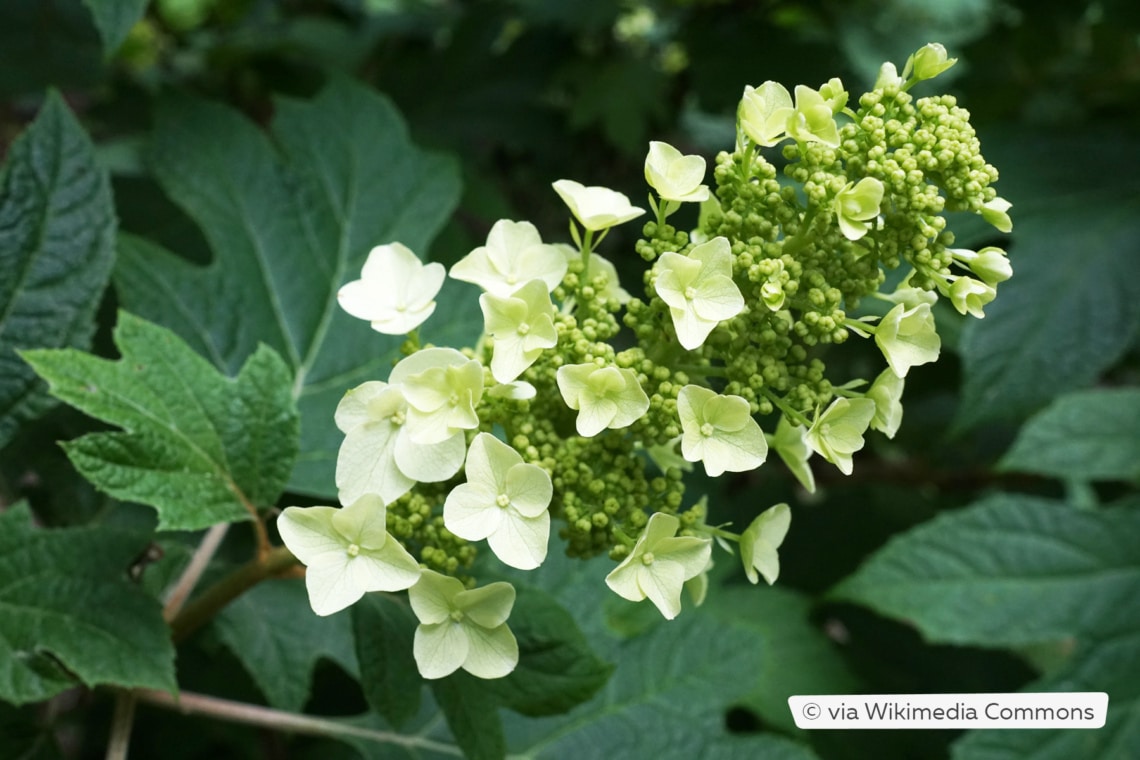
[552,179,645,232]
[739,503,790,585]
[644,141,710,203]
[947,276,996,318]
[556,362,650,437]
[443,433,553,570]
[278,496,422,617]
[479,280,558,383]
[677,385,767,477]
[391,347,484,445]
[950,246,1012,287]
[980,197,1013,233]
[654,236,744,350]
[787,85,841,147]
[450,219,568,296]
[908,43,957,82]
[866,368,904,439]
[409,570,519,680]
[338,243,445,335]
[834,177,884,241]
[805,397,876,475]
[739,81,793,147]
[875,302,941,378]
[768,415,816,493]
[605,512,712,620]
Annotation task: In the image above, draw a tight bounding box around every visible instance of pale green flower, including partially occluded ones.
[951,246,1012,287]
[980,197,1013,233]
[409,570,518,680]
[739,81,793,147]
[768,415,816,493]
[948,276,996,318]
[787,85,840,148]
[685,555,712,607]
[480,280,558,383]
[391,347,484,445]
[739,503,790,585]
[443,433,552,570]
[334,380,465,501]
[908,43,957,82]
[805,397,876,475]
[337,243,445,335]
[277,496,421,617]
[654,236,744,350]
[644,435,693,474]
[677,385,767,477]
[556,363,650,437]
[878,272,938,310]
[875,302,941,378]
[605,512,712,620]
[834,177,885,241]
[866,368,904,439]
[874,61,904,90]
[644,141,710,203]
[818,77,848,114]
[552,179,645,232]
[486,380,537,400]
[449,219,567,296]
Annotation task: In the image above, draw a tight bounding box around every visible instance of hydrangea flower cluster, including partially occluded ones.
[278,43,1011,681]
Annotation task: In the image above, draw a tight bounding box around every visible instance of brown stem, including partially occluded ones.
[168,545,299,643]
[162,523,230,621]
[132,689,462,755]
[105,692,137,760]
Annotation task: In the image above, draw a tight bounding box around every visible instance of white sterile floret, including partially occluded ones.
[654,236,744,350]
[739,503,790,585]
[676,385,767,477]
[805,397,876,476]
[552,179,645,232]
[556,363,650,437]
[950,246,1012,287]
[768,415,816,493]
[866,368,905,439]
[834,177,885,241]
[644,141,710,203]
[335,381,413,505]
[390,347,484,446]
[739,81,793,147]
[480,280,558,383]
[980,197,1013,233]
[947,276,996,318]
[875,302,941,378]
[787,85,841,148]
[409,570,519,680]
[443,433,552,570]
[605,512,712,620]
[337,243,445,335]
[449,219,567,296]
[277,496,421,617]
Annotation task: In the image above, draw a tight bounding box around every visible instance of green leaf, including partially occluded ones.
[831,494,1140,645]
[0,503,175,704]
[832,495,1140,759]
[22,312,299,530]
[706,586,860,734]
[999,388,1140,483]
[952,630,1140,760]
[352,593,423,729]
[113,76,466,498]
[0,92,115,449]
[502,614,821,759]
[480,587,612,717]
[431,671,506,760]
[214,578,358,712]
[955,130,1140,430]
[81,0,149,55]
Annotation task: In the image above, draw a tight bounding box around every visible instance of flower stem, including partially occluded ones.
[757,387,811,428]
[131,688,463,756]
[169,545,299,644]
[105,691,137,760]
